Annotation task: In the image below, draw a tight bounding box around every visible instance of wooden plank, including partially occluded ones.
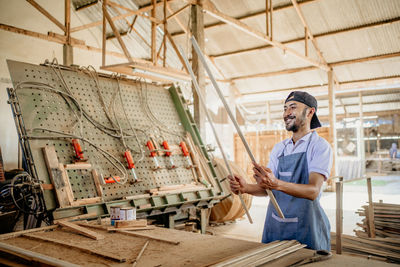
[116,230,180,245]
[103,5,132,62]
[115,219,147,228]
[108,226,155,232]
[132,240,149,267]
[0,146,4,182]
[0,242,79,267]
[64,163,92,170]
[59,163,75,204]
[290,0,327,65]
[22,233,126,262]
[0,225,58,240]
[56,221,104,240]
[42,146,72,208]
[336,181,343,254]
[366,177,376,238]
[26,0,66,32]
[71,197,101,206]
[102,0,106,66]
[91,169,103,197]
[107,1,162,24]
[151,0,157,64]
[54,212,98,223]
[200,0,330,71]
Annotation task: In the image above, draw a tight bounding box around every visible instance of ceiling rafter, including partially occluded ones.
[198,0,330,71]
[221,52,400,81]
[210,17,400,59]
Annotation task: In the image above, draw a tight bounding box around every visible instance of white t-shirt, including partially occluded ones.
[267,131,333,180]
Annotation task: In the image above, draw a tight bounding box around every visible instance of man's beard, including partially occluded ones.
[284,108,307,132]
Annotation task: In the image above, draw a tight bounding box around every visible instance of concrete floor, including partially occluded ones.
[210,175,400,242]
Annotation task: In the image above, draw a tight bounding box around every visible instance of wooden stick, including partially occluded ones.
[116,230,179,245]
[0,225,58,240]
[108,226,155,232]
[366,177,376,238]
[22,234,126,262]
[64,163,92,170]
[336,181,343,254]
[26,0,66,32]
[190,36,285,219]
[56,221,105,240]
[71,197,101,206]
[76,222,108,231]
[132,240,149,267]
[0,242,79,267]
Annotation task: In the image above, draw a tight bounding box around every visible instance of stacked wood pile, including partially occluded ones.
[331,233,400,263]
[210,158,253,222]
[356,202,400,238]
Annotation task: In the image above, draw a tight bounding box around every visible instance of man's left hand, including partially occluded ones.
[252,162,280,190]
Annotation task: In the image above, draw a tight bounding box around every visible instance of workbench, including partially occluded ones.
[0,225,397,266]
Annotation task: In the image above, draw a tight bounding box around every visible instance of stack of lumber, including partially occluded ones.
[356,202,400,238]
[331,232,400,263]
[210,158,253,222]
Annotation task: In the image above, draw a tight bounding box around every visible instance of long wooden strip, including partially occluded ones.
[116,230,179,245]
[42,146,73,207]
[22,234,126,262]
[108,226,155,232]
[56,221,104,240]
[0,225,58,240]
[132,240,149,267]
[0,242,80,267]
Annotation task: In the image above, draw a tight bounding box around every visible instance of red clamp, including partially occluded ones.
[72,139,85,161]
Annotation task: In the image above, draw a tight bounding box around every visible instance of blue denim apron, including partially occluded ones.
[261,132,331,250]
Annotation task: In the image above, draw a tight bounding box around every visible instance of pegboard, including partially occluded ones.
[6,60,202,207]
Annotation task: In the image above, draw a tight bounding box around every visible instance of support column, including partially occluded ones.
[200,208,208,234]
[359,92,365,176]
[63,0,73,66]
[328,71,337,176]
[191,4,206,139]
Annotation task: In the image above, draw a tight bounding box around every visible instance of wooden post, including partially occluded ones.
[359,92,365,176]
[328,71,337,177]
[269,0,273,40]
[191,3,206,139]
[200,208,208,234]
[304,27,308,56]
[102,0,107,66]
[336,181,343,254]
[63,0,73,66]
[366,177,376,238]
[163,0,167,67]
[168,213,175,229]
[265,0,269,37]
[151,0,157,65]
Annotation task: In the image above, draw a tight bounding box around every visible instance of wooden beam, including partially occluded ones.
[65,0,71,44]
[225,52,400,81]
[151,0,157,65]
[103,4,132,62]
[241,75,400,96]
[56,221,104,240]
[166,4,190,21]
[290,0,327,66]
[107,1,162,24]
[0,242,79,267]
[22,234,126,262]
[336,181,343,254]
[26,0,66,32]
[172,0,318,37]
[102,0,106,66]
[200,0,330,71]
[210,17,400,59]
[269,0,273,40]
[70,1,178,33]
[163,0,167,67]
[0,23,128,60]
[328,70,337,176]
[165,29,188,72]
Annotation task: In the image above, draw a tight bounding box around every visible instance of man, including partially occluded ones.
[229,91,332,251]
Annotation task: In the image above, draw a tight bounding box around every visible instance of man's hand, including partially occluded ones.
[228,174,247,194]
[252,162,280,190]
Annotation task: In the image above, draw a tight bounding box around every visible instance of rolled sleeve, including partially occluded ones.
[308,139,332,180]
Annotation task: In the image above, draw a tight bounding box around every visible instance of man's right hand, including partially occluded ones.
[228,174,247,194]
